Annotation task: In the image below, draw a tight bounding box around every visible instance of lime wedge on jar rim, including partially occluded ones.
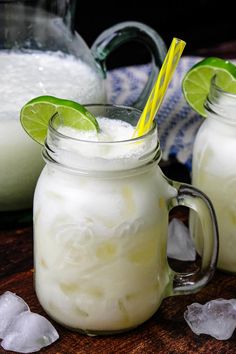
[20,95,99,145]
[182,57,236,117]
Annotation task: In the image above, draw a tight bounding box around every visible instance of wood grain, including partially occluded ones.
[0,222,236,353]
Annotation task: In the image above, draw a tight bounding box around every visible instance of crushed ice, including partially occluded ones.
[0,291,59,353]
[0,291,29,338]
[1,311,59,353]
[167,218,196,261]
[184,299,236,340]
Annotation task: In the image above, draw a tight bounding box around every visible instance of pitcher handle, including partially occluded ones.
[91,21,167,109]
[167,181,219,295]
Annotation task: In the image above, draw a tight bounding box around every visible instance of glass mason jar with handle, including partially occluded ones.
[0,0,166,212]
[34,104,218,335]
[191,77,236,273]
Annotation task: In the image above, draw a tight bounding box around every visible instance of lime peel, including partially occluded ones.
[20,96,99,145]
[182,57,236,117]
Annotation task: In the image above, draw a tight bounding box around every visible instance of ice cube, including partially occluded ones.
[0,291,29,338]
[184,299,236,340]
[1,311,59,353]
[167,218,196,261]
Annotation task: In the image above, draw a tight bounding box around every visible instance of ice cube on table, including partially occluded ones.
[1,311,59,353]
[167,218,196,261]
[184,299,236,340]
[0,291,29,338]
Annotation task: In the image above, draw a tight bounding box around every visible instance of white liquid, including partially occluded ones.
[59,117,135,142]
[54,117,158,172]
[0,51,106,211]
[192,115,236,272]
[34,119,173,333]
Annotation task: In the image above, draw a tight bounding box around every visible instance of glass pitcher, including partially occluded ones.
[34,104,218,335]
[0,0,166,212]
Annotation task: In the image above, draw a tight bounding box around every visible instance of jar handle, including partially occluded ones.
[167,182,219,295]
[91,21,166,109]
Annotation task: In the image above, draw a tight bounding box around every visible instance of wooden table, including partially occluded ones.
[1,214,236,353]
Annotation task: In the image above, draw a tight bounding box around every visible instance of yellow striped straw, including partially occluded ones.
[133,37,186,138]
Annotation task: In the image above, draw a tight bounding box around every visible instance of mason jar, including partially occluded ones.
[34,104,218,335]
[191,77,236,273]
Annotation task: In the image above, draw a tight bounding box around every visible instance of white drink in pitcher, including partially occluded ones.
[0,51,106,211]
[33,105,218,335]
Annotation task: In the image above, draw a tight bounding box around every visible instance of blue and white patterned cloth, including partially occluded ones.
[106,56,211,170]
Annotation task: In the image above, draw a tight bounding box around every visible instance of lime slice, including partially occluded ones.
[20,95,99,145]
[182,57,236,117]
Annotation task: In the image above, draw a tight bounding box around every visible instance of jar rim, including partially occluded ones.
[204,75,236,123]
[44,104,161,174]
[48,103,157,145]
[210,75,236,98]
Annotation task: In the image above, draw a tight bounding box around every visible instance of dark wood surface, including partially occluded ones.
[1,216,236,354]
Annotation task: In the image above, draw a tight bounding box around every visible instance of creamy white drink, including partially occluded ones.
[34,116,172,333]
[0,51,106,210]
[32,100,219,333]
[192,117,236,272]
[191,84,236,273]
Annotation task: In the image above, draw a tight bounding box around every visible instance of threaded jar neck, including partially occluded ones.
[205,76,236,123]
[42,104,162,175]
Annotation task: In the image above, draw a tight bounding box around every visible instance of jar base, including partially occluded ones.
[40,307,140,336]
[63,324,139,337]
